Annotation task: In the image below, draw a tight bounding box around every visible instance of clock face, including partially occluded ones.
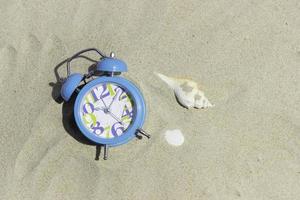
[78,83,134,139]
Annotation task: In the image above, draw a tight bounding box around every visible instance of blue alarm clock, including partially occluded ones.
[60,48,150,160]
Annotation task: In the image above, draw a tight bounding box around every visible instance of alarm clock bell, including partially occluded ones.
[60,73,83,101]
[96,52,128,73]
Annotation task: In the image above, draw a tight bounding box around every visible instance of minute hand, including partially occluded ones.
[108,112,124,126]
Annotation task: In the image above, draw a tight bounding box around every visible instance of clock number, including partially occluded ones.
[119,93,127,101]
[91,84,110,101]
[122,105,133,118]
[111,122,125,137]
[114,87,127,101]
[101,84,110,99]
[83,103,95,114]
[90,121,104,135]
[82,103,97,126]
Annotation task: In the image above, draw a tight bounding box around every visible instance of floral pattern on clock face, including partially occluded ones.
[79,83,134,138]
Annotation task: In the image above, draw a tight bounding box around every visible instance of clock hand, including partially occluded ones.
[94,105,124,125]
[108,112,124,126]
[107,89,120,110]
[100,98,108,109]
[94,106,105,111]
[94,98,108,109]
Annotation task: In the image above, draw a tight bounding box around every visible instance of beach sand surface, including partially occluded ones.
[0,0,299,199]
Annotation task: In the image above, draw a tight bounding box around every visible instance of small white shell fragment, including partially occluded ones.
[155,73,214,109]
[164,129,184,146]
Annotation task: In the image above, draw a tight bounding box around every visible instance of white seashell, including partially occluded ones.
[194,89,214,109]
[155,73,214,109]
[164,129,184,146]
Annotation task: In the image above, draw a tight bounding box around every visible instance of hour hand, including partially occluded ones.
[94,106,105,111]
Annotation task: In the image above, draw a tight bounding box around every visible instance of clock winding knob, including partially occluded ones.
[110,52,115,58]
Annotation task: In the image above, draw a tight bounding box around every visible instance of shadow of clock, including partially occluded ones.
[62,93,93,145]
[62,94,104,160]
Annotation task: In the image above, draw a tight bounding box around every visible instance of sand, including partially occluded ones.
[0,0,299,199]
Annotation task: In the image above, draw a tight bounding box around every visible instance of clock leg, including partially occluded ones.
[103,145,108,160]
[95,145,101,160]
[137,128,151,139]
